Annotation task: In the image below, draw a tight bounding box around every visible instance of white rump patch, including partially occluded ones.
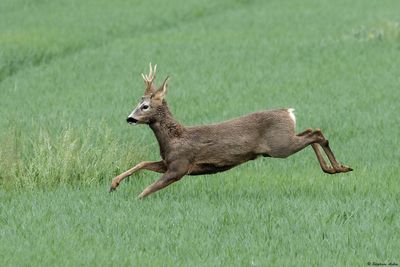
[288,108,296,125]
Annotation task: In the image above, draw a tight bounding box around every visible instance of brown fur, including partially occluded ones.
[110,65,352,198]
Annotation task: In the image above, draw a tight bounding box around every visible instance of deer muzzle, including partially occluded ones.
[126,117,138,124]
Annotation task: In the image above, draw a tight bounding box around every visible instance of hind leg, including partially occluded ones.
[265,127,352,175]
[311,129,353,173]
[310,143,337,174]
[287,128,352,174]
[268,129,316,158]
[296,128,313,137]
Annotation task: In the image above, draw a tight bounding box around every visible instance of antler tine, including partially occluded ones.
[142,63,158,95]
[149,62,153,79]
[141,63,157,83]
[152,64,157,81]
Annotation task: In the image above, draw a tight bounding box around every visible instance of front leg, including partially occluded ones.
[109,161,166,192]
[138,160,189,199]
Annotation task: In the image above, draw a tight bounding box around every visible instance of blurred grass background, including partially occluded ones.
[0,0,399,265]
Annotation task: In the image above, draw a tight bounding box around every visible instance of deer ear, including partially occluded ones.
[152,76,169,101]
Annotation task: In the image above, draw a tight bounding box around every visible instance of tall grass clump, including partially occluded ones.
[0,123,142,190]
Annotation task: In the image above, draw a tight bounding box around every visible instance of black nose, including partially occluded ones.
[127,117,138,124]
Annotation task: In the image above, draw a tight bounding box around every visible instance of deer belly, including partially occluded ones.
[188,163,235,175]
[188,154,259,175]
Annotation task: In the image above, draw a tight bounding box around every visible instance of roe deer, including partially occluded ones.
[109,63,352,198]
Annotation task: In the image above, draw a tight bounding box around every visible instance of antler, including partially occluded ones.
[142,63,157,95]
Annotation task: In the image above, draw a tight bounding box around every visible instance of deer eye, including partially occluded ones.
[141,105,149,110]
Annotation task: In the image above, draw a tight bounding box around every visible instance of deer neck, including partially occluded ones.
[149,101,184,158]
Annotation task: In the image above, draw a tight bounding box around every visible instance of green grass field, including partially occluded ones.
[1,0,399,265]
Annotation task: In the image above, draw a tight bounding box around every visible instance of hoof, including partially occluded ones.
[109,180,119,193]
[322,166,336,174]
[336,165,353,173]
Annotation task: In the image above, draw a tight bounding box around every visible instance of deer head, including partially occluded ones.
[127,63,170,125]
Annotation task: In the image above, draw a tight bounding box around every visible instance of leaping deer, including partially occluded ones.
[109,63,352,198]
